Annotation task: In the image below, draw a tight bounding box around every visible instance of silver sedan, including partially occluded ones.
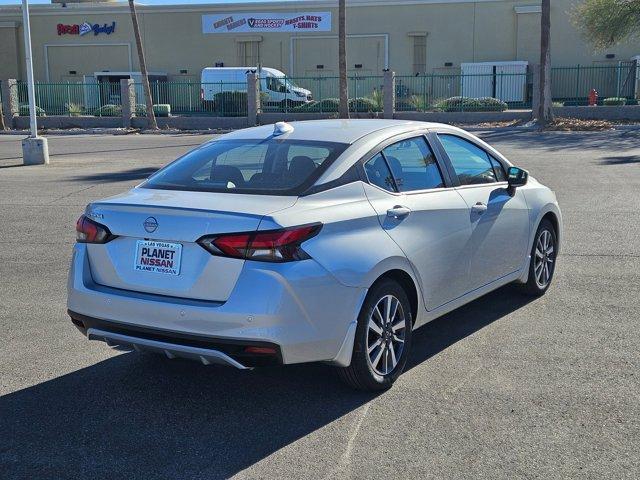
[67,119,562,391]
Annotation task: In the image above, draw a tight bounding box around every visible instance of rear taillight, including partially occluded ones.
[76,214,115,244]
[198,223,321,262]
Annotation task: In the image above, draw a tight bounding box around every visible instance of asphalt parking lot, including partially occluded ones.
[1,128,639,479]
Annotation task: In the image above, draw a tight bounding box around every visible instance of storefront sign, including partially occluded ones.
[57,21,116,36]
[202,12,331,33]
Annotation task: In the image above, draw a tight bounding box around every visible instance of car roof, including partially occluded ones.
[218,119,457,144]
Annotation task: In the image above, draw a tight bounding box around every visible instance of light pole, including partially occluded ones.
[21,0,49,165]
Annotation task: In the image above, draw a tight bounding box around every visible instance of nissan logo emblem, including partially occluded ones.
[143,216,158,233]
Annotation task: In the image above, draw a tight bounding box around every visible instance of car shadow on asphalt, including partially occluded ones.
[67,166,159,183]
[599,155,640,165]
[0,285,534,479]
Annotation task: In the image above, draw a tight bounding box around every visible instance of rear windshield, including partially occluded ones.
[141,139,348,195]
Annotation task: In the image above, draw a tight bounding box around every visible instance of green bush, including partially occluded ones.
[349,97,382,113]
[434,96,508,112]
[93,104,122,117]
[602,97,626,106]
[293,98,340,113]
[626,98,638,106]
[66,103,83,116]
[368,90,384,111]
[395,99,417,112]
[135,104,171,117]
[213,91,247,117]
[19,104,46,117]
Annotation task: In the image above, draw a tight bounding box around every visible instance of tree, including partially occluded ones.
[128,0,157,130]
[537,0,553,125]
[338,0,349,119]
[572,0,640,49]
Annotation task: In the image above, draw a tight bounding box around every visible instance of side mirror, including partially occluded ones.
[507,166,528,196]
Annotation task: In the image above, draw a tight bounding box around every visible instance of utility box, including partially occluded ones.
[460,61,528,102]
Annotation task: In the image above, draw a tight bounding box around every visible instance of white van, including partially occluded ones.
[201,67,312,109]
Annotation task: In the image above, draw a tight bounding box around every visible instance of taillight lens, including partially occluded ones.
[76,215,114,244]
[198,223,322,262]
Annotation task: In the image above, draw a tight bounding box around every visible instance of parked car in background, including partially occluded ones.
[68,120,562,391]
[201,67,312,110]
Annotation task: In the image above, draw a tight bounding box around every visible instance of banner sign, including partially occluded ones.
[202,12,331,34]
[57,21,116,36]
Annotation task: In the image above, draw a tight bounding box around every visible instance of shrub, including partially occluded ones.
[213,91,247,116]
[293,97,384,113]
[602,97,626,106]
[626,98,638,106]
[19,104,46,117]
[395,99,417,112]
[293,98,340,113]
[93,104,122,117]
[368,89,384,112]
[66,103,83,116]
[135,104,171,117]
[349,97,381,113]
[434,96,507,112]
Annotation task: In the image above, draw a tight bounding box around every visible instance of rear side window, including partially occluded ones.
[438,134,497,185]
[142,139,347,195]
[365,153,396,192]
[382,137,444,192]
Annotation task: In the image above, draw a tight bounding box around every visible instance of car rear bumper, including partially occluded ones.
[67,244,366,366]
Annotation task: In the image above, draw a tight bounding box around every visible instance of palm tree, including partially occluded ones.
[338,0,349,119]
[128,0,157,130]
[537,0,553,125]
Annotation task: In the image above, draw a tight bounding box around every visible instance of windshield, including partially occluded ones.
[265,76,301,93]
[141,139,348,195]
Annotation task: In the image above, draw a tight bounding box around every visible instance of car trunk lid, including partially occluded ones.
[84,188,296,301]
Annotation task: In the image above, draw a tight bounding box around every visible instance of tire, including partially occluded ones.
[521,219,558,296]
[337,279,413,391]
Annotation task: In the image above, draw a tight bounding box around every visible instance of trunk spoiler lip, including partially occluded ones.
[87,201,268,220]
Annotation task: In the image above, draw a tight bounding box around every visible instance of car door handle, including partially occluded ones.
[471,202,488,214]
[387,205,411,219]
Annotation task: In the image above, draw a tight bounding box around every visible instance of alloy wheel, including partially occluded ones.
[366,295,407,376]
[534,229,555,288]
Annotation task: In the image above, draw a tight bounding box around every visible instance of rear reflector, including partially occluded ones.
[244,346,277,355]
[198,223,321,262]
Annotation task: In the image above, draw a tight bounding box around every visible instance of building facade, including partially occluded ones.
[0,0,638,84]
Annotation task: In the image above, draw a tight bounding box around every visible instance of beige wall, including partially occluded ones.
[0,0,638,83]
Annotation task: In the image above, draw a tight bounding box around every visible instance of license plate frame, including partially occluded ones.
[134,240,182,276]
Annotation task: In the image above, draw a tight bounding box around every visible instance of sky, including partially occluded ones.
[0,0,298,4]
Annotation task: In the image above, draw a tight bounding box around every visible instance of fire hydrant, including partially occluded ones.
[588,88,598,106]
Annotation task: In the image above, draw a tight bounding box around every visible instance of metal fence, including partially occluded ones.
[551,63,637,105]
[11,64,639,117]
[257,76,384,113]
[134,82,248,116]
[16,81,122,116]
[396,72,533,111]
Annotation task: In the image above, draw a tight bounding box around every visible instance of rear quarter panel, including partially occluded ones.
[263,182,421,292]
